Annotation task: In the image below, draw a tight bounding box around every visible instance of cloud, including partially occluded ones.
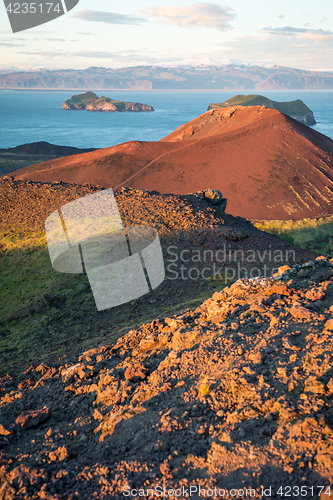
[0,42,24,47]
[2,37,26,41]
[72,10,146,25]
[18,49,157,64]
[263,26,308,34]
[263,26,333,41]
[297,29,333,41]
[19,50,66,58]
[211,31,333,71]
[0,30,54,34]
[74,50,157,63]
[141,2,235,31]
[74,50,136,59]
[45,38,67,42]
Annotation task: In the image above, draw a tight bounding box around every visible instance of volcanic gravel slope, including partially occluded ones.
[12,106,333,220]
[1,260,333,499]
[0,177,332,499]
[0,177,333,500]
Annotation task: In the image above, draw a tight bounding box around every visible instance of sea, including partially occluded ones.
[0,89,333,150]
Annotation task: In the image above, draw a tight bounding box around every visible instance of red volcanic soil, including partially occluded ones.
[2,260,333,498]
[13,106,333,220]
[161,105,285,141]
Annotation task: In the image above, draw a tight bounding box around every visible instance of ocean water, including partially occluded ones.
[0,89,332,150]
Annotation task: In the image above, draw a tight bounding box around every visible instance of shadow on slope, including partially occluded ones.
[0,141,96,176]
[0,177,319,377]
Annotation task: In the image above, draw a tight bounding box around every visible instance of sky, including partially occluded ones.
[0,0,332,71]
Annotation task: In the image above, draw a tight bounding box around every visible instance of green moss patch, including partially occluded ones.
[255,216,333,256]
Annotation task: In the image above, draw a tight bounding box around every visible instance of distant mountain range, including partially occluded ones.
[1,64,333,90]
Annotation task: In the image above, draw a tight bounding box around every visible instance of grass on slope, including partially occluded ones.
[0,229,61,322]
[210,94,312,116]
[255,215,333,256]
[0,230,223,377]
[64,91,97,107]
[0,152,62,176]
[0,229,95,375]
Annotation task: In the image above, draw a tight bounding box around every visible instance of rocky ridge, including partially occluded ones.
[1,259,333,498]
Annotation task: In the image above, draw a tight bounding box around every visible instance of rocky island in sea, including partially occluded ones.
[208,94,316,125]
[62,91,154,112]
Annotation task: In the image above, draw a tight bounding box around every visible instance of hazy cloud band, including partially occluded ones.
[72,10,147,26]
[141,2,235,31]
